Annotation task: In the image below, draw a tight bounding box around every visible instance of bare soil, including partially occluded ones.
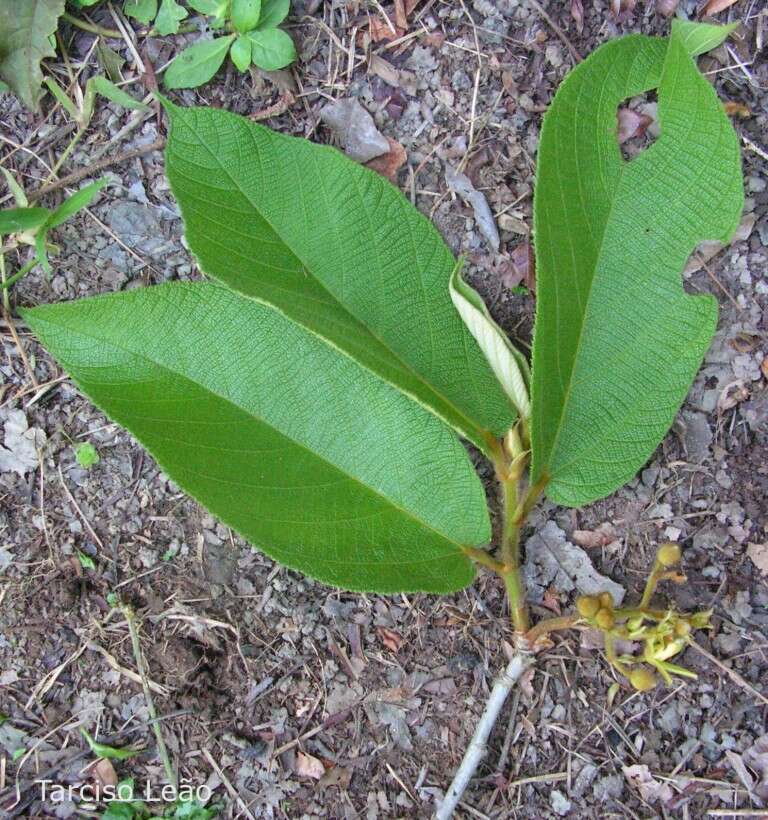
[1,1,767,818]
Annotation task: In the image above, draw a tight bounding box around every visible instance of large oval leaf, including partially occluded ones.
[161,101,515,454]
[531,22,743,506]
[22,283,488,593]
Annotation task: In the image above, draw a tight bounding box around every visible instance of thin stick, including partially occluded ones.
[202,749,256,820]
[436,653,533,820]
[689,641,768,708]
[62,11,123,39]
[122,605,177,788]
[27,138,165,202]
[528,0,582,63]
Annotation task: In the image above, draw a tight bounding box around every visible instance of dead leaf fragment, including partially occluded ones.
[572,523,618,549]
[747,543,768,578]
[743,733,768,800]
[503,241,535,292]
[522,521,625,605]
[320,98,389,163]
[623,764,674,805]
[656,0,679,14]
[86,758,118,789]
[570,0,584,33]
[723,100,751,118]
[701,0,739,14]
[365,138,407,181]
[0,409,47,477]
[296,751,325,780]
[446,165,500,252]
[610,0,637,18]
[376,626,404,652]
[617,107,654,144]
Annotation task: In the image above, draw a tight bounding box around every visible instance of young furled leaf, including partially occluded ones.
[161,101,515,454]
[449,264,530,422]
[247,27,296,70]
[79,728,142,761]
[22,283,490,593]
[89,76,148,111]
[164,36,234,88]
[0,0,66,110]
[530,22,743,507]
[154,0,188,35]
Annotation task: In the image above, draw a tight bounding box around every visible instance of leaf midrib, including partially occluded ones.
[32,304,474,556]
[170,110,501,449]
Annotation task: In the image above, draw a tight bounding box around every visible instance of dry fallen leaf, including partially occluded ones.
[656,0,680,15]
[617,107,655,144]
[296,751,325,780]
[701,0,739,14]
[623,764,675,805]
[86,758,118,789]
[570,0,584,33]
[572,523,618,549]
[747,543,768,578]
[446,164,500,252]
[723,100,752,118]
[505,241,535,292]
[320,98,389,163]
[376,626,404,652]
[365,138,407,181]
[610,0,637,17]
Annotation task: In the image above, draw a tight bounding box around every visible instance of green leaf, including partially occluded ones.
[530,23,743,507]
[161,102,514,454]
[23,282,488,592]
[46,179,109,229]
[247,27,295,70]
[0,207,50,236]
[257,0,289,29]
[0,0,66,110]
[230,35,252,72]
[231,0,261,32]
[75,441,100,467]
[449,264,530,422]
[124,0,157,24]
[1,169,29,208]
[187,0,224,13]
[164,36,234,89]
[79,728,142,760]
[675,20,738,56]
[154,0,188,35]
[90,76,148,110]
[77,549,96,569]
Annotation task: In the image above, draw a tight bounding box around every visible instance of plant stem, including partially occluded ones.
[122,604,177,789]
[436,653,533,820]
[0,252,8,312]
[0,256,42,291]
[500,475,529,633]
[525,614,579,643]
[62,12,123,39]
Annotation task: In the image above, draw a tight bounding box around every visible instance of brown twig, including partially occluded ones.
[27,138,166,203]
[528,0,582,63]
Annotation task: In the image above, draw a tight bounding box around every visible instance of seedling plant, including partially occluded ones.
[0,0,295,111]
[17,20,744,817]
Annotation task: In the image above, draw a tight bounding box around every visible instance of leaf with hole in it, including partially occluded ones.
[164,36,234,89]
[23,282,489,592]
[0,0,65,110]
[162,101,515,455]
[530,22,743,507]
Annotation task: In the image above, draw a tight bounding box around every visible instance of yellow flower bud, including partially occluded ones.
[657,542,682,568]
[595,608,615,630]
[599,592,615,610]
[629,667,657,692]
[576,595,600,618]
[674,620,691,638]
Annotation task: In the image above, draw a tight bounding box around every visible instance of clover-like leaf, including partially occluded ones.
[124,0,157,24]
[530,22,743,507]
[154,0,188,35]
